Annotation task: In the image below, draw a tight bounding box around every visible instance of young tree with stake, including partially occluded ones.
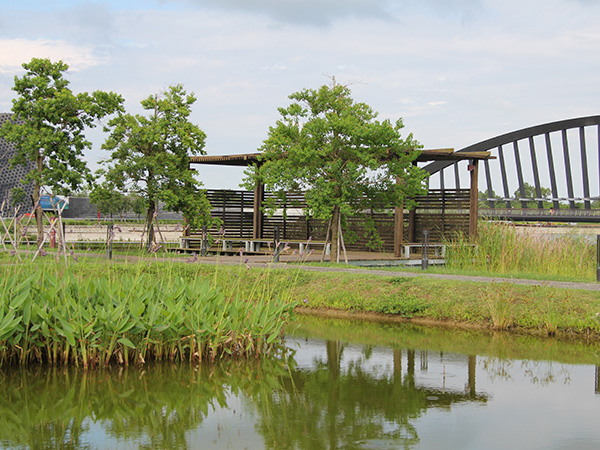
[98,84,212,248]
[247,79,427,262]
[0,58,123,246]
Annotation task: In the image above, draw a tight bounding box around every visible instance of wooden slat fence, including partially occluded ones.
[189,188,471,251]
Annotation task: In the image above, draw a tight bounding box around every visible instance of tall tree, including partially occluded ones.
[0,58,123,245]
[246,80,426,262]
[99,84,212,246]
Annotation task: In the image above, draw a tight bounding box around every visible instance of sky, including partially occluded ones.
[1,0,600,189]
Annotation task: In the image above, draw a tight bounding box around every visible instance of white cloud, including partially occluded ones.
[0,38,107,74]
[1,0,600,190]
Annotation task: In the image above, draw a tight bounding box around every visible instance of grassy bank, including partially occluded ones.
[58,259,600,338]
[2,247,600,368]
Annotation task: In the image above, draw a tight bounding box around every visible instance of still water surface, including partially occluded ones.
[2,315,600,449]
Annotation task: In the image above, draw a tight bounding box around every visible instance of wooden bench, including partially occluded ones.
[401,243,476,259]
[180,236,330,255]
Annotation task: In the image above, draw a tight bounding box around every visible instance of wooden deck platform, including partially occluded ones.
[172,247,443,266]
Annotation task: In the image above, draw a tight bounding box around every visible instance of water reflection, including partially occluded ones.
[0,360,286,449]
[1,316,600,448]
[255,341,488,449]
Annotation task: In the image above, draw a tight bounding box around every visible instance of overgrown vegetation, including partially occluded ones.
[444,221,595,280]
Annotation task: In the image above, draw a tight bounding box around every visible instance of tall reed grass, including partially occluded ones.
[0,264,297,368]
[444,221,595,280]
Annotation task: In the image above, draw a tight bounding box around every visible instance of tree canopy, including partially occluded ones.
[0,58,123,244]
[98,84,212,246]
[246,80,426,262]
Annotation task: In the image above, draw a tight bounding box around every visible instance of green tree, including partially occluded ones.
[246,80,426,262]
[100,84,212,246]
[0,58,123,245]
[128,194,146,220]
[89,184,128,218]
[513,182,552,209]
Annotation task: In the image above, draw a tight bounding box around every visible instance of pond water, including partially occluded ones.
[2,315,600,449]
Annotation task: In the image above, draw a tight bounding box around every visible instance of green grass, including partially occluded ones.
[302,221,598,283]
[444,221,596,281]
[287,271,600,337]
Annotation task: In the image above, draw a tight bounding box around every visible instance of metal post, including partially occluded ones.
[273,226,281,262]
[597,235,600,282]
[421,229,429,270]
[201,225,207,257]
[107,223,113,260]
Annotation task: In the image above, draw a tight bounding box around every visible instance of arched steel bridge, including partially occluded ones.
[423,115,600,222]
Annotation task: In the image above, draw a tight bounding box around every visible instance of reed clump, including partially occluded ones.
[445,221,595,280]
[0,266,297,368]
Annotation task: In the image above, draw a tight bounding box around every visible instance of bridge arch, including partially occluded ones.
[422,115,600,220]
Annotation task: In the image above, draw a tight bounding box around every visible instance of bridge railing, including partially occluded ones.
[480,208,600,221]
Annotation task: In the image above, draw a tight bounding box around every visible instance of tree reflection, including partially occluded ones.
[255,341,487,449]
[0,336,499,449]
[0,359,289,449]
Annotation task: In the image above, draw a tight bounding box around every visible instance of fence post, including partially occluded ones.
[421,229,429,270]
[273,226,281,262]
[201,226,207,257]
[597,235,600,282]
[107,223,113,260]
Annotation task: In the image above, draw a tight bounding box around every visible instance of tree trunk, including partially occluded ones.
[145,201,156,252]
[330,205,340,263]
[34,153,43,249]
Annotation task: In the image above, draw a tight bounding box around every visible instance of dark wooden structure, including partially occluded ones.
[190,149,492,257]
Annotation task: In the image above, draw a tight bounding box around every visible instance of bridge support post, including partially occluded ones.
[469,159,479,239]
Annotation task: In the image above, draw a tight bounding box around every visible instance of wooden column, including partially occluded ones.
[394,176,404,257]
[469,159,479,238]
[394,201,404,258]
[253,178,264,239]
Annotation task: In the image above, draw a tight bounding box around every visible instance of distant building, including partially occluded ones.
[0,113,34,213]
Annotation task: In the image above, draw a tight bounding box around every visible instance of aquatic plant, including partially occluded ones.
[0,266,297,368]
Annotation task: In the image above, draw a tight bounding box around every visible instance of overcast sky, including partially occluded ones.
[1,0,600,189]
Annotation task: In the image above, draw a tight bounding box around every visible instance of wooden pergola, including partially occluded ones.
[190,148,493,257]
